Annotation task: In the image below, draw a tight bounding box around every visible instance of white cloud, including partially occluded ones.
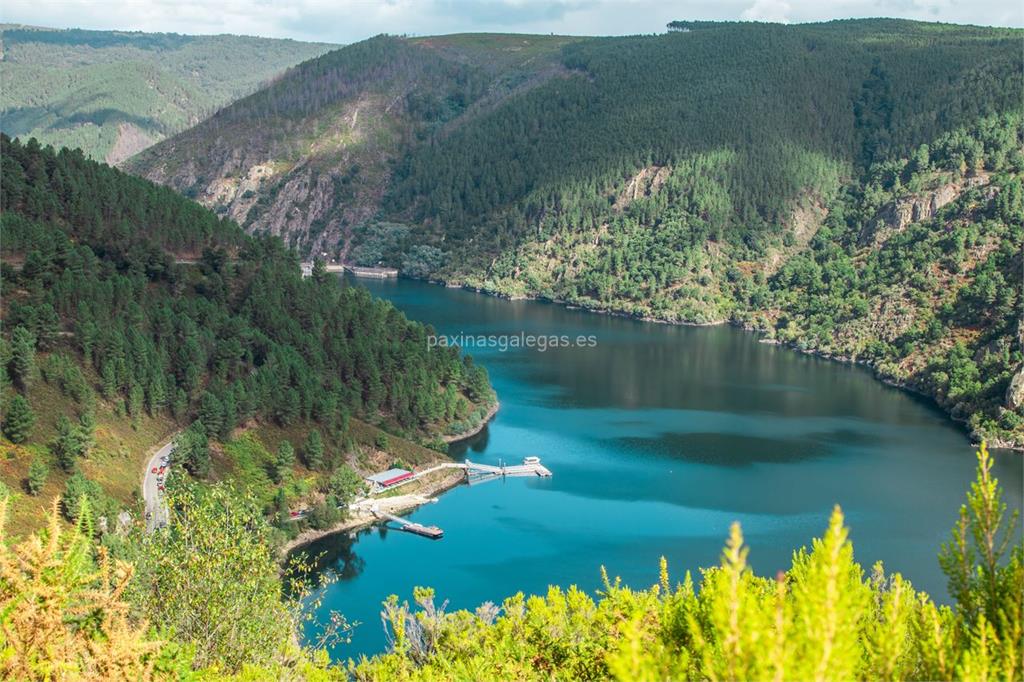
[742,0,792,23]
[0,0,1020,44]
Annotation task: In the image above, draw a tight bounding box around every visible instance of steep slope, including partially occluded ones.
[748,117,1024,448]
[0,25,335,162]
[125,34,580,256]
[128,20,1023,446]
[130,21,1020,266]
[0,136,494,535]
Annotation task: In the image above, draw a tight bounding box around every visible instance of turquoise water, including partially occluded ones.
[297,276,1022,661]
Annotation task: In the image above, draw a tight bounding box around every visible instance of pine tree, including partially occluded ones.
[176,421,210,478]
[273,442,295,483]
[172,388,189,421]
[34,303,60,350]
[78,412,96,457]
[128,384,145,428]
[26,455,48,495]
[199,392,224,438]
[9,326,37,389]
[0,337,11,394]
[2,395,35,444]
[146,369,167,415]
[302,429,324,470]
[100,361,119,401]
[53,415,85,472]
[312,258,328,284]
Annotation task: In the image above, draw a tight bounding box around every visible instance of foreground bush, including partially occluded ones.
[0,488,344,681]
[0,497,186,680]
[1,444,1018,680]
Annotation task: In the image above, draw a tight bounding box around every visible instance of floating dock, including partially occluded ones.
[398,521,444,539]
[371,506,444,539]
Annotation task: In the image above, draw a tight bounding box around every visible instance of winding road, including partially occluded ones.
[143,438,174,531]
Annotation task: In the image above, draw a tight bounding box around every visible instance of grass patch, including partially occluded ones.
[0,378,177,538]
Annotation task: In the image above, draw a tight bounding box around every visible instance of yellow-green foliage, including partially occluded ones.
[351,444,1022,681]
[0,490,346,681]
[133,484,307,672]
[1,445,1019,680]
[0,497,185,680]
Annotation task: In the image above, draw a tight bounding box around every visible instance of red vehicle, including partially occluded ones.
[157,484,165,492]
[159,466,166,474]
[151,467,158,474]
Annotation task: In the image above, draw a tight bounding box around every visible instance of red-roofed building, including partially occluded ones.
[365,468,414,492]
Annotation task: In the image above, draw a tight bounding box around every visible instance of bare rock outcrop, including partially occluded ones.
[106,123,158,166]
[613,165,671,209]
[1007,368,1024,412]
[860,173,989,246]
[1008,320,1024,412]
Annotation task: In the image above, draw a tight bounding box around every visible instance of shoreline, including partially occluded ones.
[441,279,1021,453]
[279,468,467,558]
[279,399,500,557]
[752,334,1023,453]
[442,400,500,443]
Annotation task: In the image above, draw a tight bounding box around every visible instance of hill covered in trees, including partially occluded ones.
[126,32,580,256]
[128,19,1024,447]
[0,25,335,163]
[127,20,1021,263]
[0,135,494,536]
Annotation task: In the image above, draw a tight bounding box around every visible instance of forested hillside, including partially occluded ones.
[125,33,580,256]
[129,20,1020,266]
[129,19,1024,447]
[0,25,334,163]
[751,118,1024,450]
[491,116,1024,448]
[0,136,494,535]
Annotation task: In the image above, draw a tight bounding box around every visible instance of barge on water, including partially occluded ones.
[399,522,444,539]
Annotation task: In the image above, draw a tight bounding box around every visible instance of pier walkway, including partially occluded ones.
[357,457,552,538]
[401,458,552,488]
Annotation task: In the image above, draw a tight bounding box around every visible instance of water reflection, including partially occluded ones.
[292,530,368,582]
[301,276,1023,662]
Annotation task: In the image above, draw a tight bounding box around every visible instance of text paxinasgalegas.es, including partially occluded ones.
[427,332,597,352]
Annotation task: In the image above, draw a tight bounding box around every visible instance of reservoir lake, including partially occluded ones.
[298,276,1023,660]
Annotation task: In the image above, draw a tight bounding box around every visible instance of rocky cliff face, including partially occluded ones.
[129,79,423,257]
[1008,320,1024,412]
[126,34,572,258]
[860,173,990,246]
[1007,369,1024,411]
[612,165,671,210]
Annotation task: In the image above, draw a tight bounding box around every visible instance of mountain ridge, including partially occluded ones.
[0,24,337,162]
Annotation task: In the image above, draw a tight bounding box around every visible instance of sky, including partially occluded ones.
[2,0,1021,44]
